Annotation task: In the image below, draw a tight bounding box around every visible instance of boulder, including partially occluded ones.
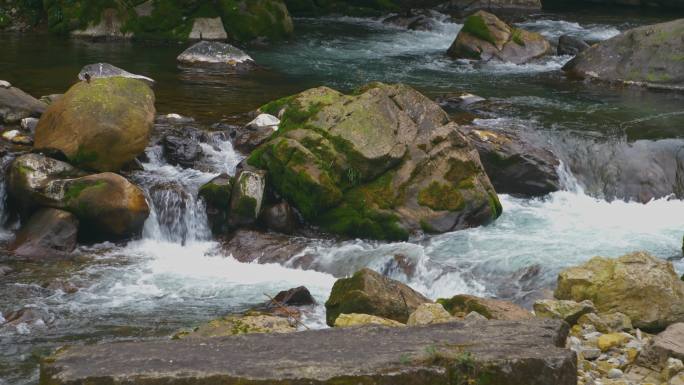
[555,251,684,331]
[41,319,576,385]
[334,313,405,327]
[175,315,295,339]
[272,286,316,306]
[639,323,684,366]
[533,299,595,325]
[229,169,266,227]
[162,127,203,168]
[438,294,533,320]
[221,229,310,266]
[70,8,131,39]
[447,11,552,64]
[563,18,684,91]
[8,154,150,238]
[0,84,47,124]
[198,174,233,234]
[438,0,542,17]
[249,83,501,241]
[228,113,281,152]
[34,77,155,172]
[325,268,431,326]
[9,208,78,260]
[577,312,633,333]
[557,34,590,56]
[262,201,298,234]
[177,41,256,70]
[463,126,560,197]
[189,17,228,40]
[78,63,155,85]
[407,303,454,326]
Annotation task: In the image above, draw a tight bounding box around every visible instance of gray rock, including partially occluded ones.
[162,126,203,168]
[557,34,590,56]
[382,10,442,31]
[20,117,39,133]
[78,63,155,85]
[177,41,256,70]
[438,0,542,17]
[189,17,228,40]
[0,86,46,124]
[272,286,316,306]
[639,323,684,366]
[563,18,684,91]
[221,229,310,266]
[9,208,78,260]
[464,126,560,197]
[41,319,576,385]
[229,169,266,226]
[262,202,298,234]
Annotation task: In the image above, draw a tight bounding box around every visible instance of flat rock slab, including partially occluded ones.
[41,319,576,385]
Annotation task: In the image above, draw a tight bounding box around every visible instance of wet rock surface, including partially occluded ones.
[563,18,684,90]
[0,84,46,124]
[78,63,155,85]
[41,319,575,385]
[463,126,560,197]
[557,34,590,56]
[9,208,78,260]
[221,229,310,266]
[177,41,256,70]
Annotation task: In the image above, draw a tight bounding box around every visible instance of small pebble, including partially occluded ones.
[606,368,623,379]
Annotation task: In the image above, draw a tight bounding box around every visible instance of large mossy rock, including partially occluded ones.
[555,251,684,331]
[325,268,431,326]
[248,83,501,241]
[199,174,234,235]
[447,11,552,64]
[34,77,155,172]
[8,154,150,238]
[563,18,684,91]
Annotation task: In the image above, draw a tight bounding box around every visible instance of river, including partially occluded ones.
[1,5,684,384]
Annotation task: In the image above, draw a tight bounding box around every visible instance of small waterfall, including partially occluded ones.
[556,160,585,194]
[133,133,243,245]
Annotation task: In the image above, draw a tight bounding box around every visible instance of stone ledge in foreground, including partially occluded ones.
[41,319,576,385]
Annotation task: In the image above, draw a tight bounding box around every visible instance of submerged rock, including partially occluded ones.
[557,34,590,56]
[334,313,405,327]
[464,126,560,197]
[438,294,533,320]
[177,41,256,70]
[447,11,551,64]
[41,319,576,385]
[34,77,155,172]
[0,84,47,124]
[555,251,684,331]
[249,83,501,241]
[9,208,78,260]
[563,18,684,91]
[325,268,431,326]
[189,17,228,40]
[439,0,542,17]
[78,63,155,85]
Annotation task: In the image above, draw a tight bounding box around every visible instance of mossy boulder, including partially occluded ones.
[333,313,405,328]
[199,174,234,235]
[249,83,501,241]
[325,268,431,326]
[8,154,150,239]
[34,77,155,172]
[533,299,596,325]
[447,11,551,64]
[555,251,684,331]
[438,294,533,320]
[563,18,684,91]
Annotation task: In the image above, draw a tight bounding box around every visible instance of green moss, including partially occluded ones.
[511,28,525,46]
[461,14,495,45]
[123,0,196,41]
[217,0,293,43]
[487,191,502,218]
[259,95,295,116]
[44,0,122,34]
[418,182,465,212]
[233,195,257,218]
[420,220,437,233]
[198,178,233,210]
[64,180,107,202]
[69,146,99,168]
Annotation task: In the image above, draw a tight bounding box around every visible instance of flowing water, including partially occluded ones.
[2,6,684,384]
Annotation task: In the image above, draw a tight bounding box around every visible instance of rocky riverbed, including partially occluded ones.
[1,1,684,384]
